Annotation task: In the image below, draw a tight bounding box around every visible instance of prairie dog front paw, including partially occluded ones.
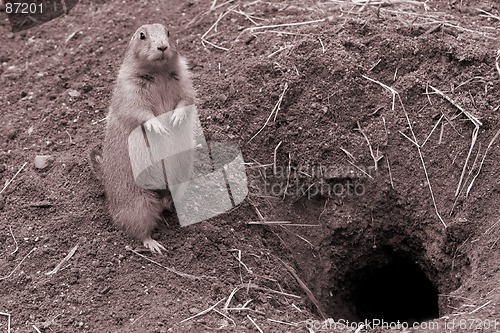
[170,100,193,127]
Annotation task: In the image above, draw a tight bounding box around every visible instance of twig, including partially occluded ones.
[8,225,19,255]
[248,83,288,142]
[247,315,264,333]
[0,161,28,194]
[466,128,500,197]
[279,259,327,319]
[46,243,79,275]
[0,247,36,281]
[126,246,202,280]
[180,299,224,323]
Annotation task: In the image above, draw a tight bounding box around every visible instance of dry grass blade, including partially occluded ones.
[422,114,444,147]
[351,0,430,10]
[279,259,328,319]
[267,318,298,326]
[0,247,36,281]
[357,121,383,171]
[273,141,282,175]
[496,50,500,78]
[427,85,482,128]
[239,282,301,299]
[245,18,326,32]
[126,246,202,280]
[362,74,397,110]
[8,225,19,255]
[466,128,500,197]
[46,243,79,275]
[222,287,241,311]
[477,9,500,21]
[386,156,394,189]
[396,94,447,229]
[469,300,492,314]
[364,74,448,228]
[0,313,11,333]
[248,221,320,227]
[455,127,479,197]
[0,161,28,194]
[248,83,288,143]
[247,315,264,333]
[180,299,224,323]
[340,147,356,160]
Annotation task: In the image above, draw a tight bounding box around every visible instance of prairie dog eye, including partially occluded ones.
[139,32,146,40]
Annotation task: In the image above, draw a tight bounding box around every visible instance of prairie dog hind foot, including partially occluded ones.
[143,237,167,254]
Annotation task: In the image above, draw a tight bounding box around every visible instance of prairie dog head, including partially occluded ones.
[126,23,177,66]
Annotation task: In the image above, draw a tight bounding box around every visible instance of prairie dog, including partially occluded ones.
[99,23,196,254]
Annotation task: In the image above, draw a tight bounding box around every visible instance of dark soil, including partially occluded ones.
[1,0,499,332]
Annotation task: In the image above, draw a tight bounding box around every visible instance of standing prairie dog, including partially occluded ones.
[100,23,196,254]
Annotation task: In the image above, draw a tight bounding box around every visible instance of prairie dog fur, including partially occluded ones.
[100,23,196,254]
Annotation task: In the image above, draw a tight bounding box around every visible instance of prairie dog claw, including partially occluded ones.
[145,117,170,135]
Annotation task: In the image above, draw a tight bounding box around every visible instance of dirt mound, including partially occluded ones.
[1,0,499,332]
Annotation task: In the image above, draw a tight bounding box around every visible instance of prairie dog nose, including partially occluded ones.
[157,45,168,52]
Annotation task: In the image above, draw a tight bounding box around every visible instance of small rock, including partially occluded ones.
[7,128,18,140]
[99,286,111,294]
[67,89,81,97]
[82,84,93,93]
[34,155,54,169]
[189,307,201,314]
